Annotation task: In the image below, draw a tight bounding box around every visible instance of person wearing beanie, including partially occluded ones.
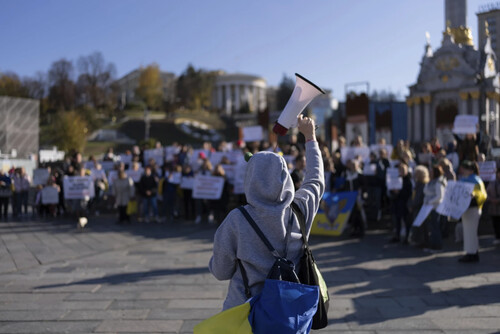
[208,114,324,310]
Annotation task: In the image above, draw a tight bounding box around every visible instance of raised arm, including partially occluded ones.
[293,115,325,234]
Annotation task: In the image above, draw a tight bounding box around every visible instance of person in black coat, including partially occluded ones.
[389,163,413,244]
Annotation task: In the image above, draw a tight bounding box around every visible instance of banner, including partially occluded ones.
[386,167,402,190]
[436,181,475,219]
[412,204,433,227]
[453,115,478,134]
[39,149,65,163]
[242,126,263,142]
[340,147,370,165]
[192,175,225,199]
[33,168,50,186]
[63,176,95,200]
[478,161,497,182]
[41,186,59,204]
[310,191,358,236]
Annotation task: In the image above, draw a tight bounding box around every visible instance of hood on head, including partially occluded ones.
[244,151,294,209]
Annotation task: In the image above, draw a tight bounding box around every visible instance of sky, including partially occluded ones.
[0,0,496,100]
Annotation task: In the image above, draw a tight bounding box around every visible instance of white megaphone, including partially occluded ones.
[272,73,325,136]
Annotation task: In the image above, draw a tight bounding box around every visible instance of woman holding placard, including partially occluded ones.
[458,161,487,263]
[423,165,447,252]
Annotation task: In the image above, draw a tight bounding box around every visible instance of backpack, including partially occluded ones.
[237,206,319,334]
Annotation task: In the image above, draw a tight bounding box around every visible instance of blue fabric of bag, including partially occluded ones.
[249,279,319,334]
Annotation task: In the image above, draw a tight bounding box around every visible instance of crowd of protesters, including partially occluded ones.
[0,130,499,262]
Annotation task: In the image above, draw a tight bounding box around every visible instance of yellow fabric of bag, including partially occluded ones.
[158,179,164,196]
[126,200,137,215]
[193,302,252,334]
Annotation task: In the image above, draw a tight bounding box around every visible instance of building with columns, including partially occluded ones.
[407,0,500,146]
[214,73,267,116]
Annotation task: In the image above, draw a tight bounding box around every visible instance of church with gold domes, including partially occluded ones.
[407,0,499,148]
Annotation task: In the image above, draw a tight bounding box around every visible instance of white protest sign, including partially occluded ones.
[33,169,50,186]
[41,186,59,204]
[227,150,244,164]
[242,126,263,142]
[63,176,95,200]
[418,153,433,166]
[369,144,393,158]
[363,163,377,176]
[192,175,225,200]
[126,169,144,183]
[282,155,295,166]
[386,167,403,190]
[84,161,96,170]
[221,164,236,184]
[412,204,433,227]
[180,177,194,189]
[39,149,65,163]
[478,161,497,182]
[341,147,370,165]
[144,148,164,166]
[453,115,478,134]
[436,181,475,219]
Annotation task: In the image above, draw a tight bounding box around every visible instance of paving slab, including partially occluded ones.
[0,215,499,333]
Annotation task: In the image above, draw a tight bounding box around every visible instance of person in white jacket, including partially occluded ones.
[423,165,447,251]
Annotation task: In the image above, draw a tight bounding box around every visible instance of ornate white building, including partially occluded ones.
[407,0,500,146]
[214,73,267,116]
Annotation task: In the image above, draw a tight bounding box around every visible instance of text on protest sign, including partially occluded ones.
[386,167,403,190]
[436,181,475,219]
[41,187,59,204]
[33,169,50,186]
[192,175,225,200]
[412,204,433,227]
[453,115,478,134]
[478,161,497,182]
[63,176,95,200]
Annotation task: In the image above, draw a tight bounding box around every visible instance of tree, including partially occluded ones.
[135,64,163,110]
[176,64,216,110]
[76,52,117,109]
[22,72,47,100]
[47,110,87,152]
[48,59,76,111]
[276,74,295,110]
[0,72,28,97]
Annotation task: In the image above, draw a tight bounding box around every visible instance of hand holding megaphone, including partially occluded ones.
[272,73,325,136]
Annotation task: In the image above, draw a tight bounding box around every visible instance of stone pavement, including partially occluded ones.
[0,215,499,334]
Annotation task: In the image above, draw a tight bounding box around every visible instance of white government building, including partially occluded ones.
[214,73,267,116]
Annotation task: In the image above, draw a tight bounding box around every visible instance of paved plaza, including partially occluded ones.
[0,215,499,334]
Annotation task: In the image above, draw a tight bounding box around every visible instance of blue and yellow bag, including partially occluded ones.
[194,206,319,334]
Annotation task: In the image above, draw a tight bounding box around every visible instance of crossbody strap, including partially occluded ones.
[291,201,309,250]
[236,206,294,299]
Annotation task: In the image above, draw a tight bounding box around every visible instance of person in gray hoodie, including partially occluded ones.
[209,114,325,310]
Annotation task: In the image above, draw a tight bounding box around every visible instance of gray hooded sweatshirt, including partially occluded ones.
[209,141,325,310]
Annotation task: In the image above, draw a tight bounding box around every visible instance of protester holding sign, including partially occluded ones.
[409,166,430,247]
[138,166,159,223]
[389,163,413,244]
[458,161,488,263]
[486,168,500,246]
[423,165,447,252]
[337,159,366,237]
[113,170,135,224]
[0,172,12,220]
